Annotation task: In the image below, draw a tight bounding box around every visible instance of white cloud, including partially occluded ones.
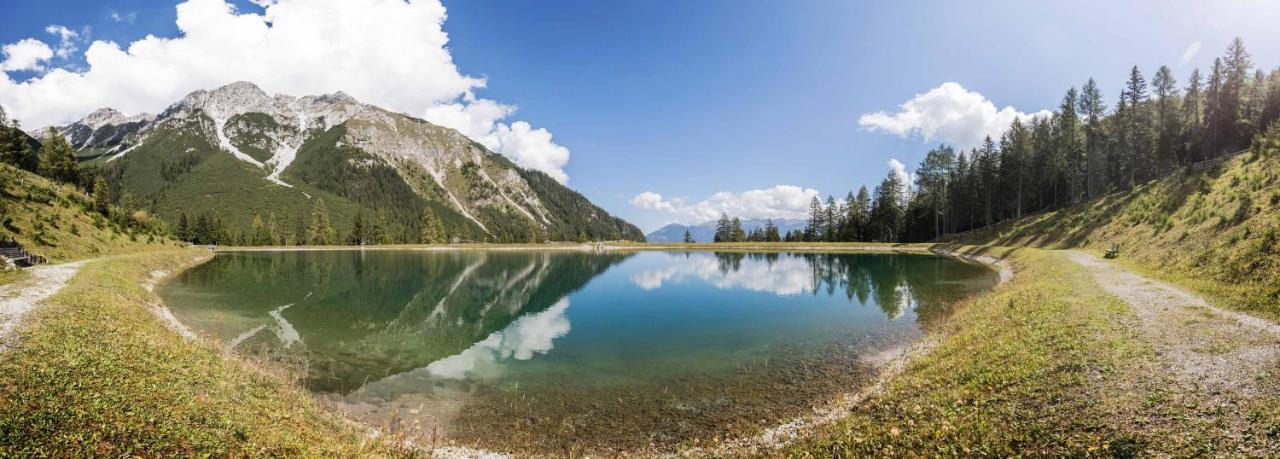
[888,158,913,186]
[0,0,574,183]
[1178,40,1202,67]
[630,185,820,224]
[629,191,675,212]
[859,82,1051,150]
[44,25,84,59]
[0,39,54,72]
[110,11,138,24]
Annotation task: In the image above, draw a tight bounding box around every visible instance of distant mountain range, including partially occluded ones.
[646,218,806,242]
[41,82,643,243]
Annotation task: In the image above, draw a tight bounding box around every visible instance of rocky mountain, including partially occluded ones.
[646,218,806,242]
[53,82,644,243]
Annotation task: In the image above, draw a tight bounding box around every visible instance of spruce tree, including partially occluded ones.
[730,217,746,242]
[306,199,336,245]
[1079,78,1107,198]
[682,229,694,243]
[92,176,111,215]
[804,196,823,241]
[714,212,731,242]
[38,131,78,184]
[420,208,446,244]
[1151,65,1183,173]
[764,218,780,242]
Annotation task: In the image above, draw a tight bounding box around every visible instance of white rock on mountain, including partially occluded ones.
[55,82,589,237]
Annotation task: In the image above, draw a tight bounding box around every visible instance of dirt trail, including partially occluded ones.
[0,262,86,349]
[1066,251,1280,394]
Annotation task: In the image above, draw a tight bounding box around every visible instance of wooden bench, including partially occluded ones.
[1104,244,1120,259]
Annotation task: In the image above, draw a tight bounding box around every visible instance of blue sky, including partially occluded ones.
[2,1,1279,232]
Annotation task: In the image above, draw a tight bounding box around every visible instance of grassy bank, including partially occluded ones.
[786,246,1280,456]
[944,133,1280,320]
[0,164,179,262]
[0,249,412,456]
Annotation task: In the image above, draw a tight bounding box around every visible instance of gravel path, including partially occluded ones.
[1066,251,1280,394]
[0,262,86,350]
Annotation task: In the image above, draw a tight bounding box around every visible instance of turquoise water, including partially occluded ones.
[159,249,995,452]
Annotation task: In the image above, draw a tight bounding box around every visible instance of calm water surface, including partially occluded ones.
[159,250,995,453]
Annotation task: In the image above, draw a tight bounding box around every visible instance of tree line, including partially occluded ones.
[791,37,1279,244]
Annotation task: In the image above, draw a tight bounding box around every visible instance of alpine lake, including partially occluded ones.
[158,248,997,454]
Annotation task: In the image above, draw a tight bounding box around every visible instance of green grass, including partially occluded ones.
[0,250,415,456]
[786,247,1153,456]
[786,246,1280,456]
[945,132,1280,320]
[0,164,178,262]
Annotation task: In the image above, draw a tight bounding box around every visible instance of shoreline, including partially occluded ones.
[170,242,1011,457]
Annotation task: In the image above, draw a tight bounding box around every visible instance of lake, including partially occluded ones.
[158,249,996,453]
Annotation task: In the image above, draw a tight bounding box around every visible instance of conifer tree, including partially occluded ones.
[38,131,78,184]
[764,218,781,242]
[730,217,746,242]
[306,199,336,245]
[420,208,446,244]
[1151,65,1183,173]
[804,196,823,241]
[92,176,111,215]
[714,212,731,243]
[682,229,694,243]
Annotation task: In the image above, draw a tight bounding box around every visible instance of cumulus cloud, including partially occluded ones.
[888,158,913,186]
[629,191,675,212]
[0,39,54,72]
[859,82,1051,150]
[629,185,820,224]
[44,25,84,59]
[0,0,573,183]
[1178,40,1202,67]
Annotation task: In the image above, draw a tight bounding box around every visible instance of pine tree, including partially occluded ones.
[870,171,904,242]
[251,214,271,245]
[306,199,337,245]
[0,115,36,171]
[176,212,191,242]
[1079,78,1108,198]
[853,186,871,241]
[682,229,694,243]
[1055,88,1085,202]
[804,196,823,241]
[349,209,367,245]
[420,208,446,244]
[1151,65,1183,174]
[92,176,111,215]
[371,211,388,244]
[714,212,731,243]
[764,219,781,242]
[824,195,839,242]
[730,217,746,242]
[37,131,78,184]
[1181,68,1204,165]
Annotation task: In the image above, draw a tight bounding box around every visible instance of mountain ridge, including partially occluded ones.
[47,82,643,244]
[646,218,806,242]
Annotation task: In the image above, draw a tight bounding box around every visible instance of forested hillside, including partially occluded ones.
[946,124,1280,319]
[780,38,1279,246]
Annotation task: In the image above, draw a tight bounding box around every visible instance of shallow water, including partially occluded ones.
[159,249,995,453]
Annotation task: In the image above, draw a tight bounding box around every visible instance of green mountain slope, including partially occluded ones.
[57,82,643,244]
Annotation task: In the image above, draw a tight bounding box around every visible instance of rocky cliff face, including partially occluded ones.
[62,82,643,243]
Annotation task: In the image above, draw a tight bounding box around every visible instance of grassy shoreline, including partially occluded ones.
[5,242,1272,456]
[0,249,412,456]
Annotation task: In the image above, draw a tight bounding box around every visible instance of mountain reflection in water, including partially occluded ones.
[160,249,995,452]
